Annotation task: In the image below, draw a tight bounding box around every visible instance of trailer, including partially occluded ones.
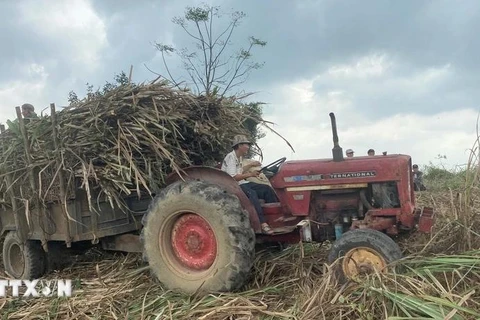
[0,105,150,279]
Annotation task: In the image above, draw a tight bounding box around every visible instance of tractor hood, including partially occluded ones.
[270,154,412,189]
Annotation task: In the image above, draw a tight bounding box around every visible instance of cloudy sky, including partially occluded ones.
[1,0,478,170]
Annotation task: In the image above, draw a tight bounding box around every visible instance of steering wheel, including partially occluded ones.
[259,157,287,173]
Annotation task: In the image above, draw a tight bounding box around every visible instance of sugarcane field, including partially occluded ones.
[2,1,480,320]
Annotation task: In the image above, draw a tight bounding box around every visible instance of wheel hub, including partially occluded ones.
[8,243,25,278]
[170,213,217,270]
[342,247,387,279]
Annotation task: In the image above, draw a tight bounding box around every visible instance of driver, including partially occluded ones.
[221,135,277,235]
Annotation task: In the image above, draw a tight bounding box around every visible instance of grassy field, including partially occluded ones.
[1,161,480,319]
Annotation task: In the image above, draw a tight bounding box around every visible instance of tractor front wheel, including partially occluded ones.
[327,229,403,283]
[2,231,47,279]
[142,180,255,293]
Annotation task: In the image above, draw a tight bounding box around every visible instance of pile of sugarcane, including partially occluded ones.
[0,80,260,210]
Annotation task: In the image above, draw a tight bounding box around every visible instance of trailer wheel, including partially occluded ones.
[142,180,255,293]
[2,231,46,279]
[327,229,402,283]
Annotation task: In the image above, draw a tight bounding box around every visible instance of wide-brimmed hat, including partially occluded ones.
[346,148,354,154]
[232,135,251,148]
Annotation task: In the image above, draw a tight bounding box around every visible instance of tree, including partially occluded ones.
[241,101,266,158]
[154,5,266,97]
[242,102,266,140]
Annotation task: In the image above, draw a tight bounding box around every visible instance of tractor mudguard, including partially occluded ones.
[417,207,435,233]
[165,166,262,233]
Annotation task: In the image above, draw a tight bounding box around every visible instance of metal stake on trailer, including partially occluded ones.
[15,106,49,252]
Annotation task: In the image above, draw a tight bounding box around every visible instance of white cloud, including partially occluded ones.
[17,0,108,70]
[324,54,452,99]
[328,53,391,78]
[289,79,315,104]
[26,63,46,78]
[0,63,49,123]
[259,106,477,170]
[384,63,452,95]
[263,78,352,128]
[0,1,476,175]
[257,55,476,170]
[0,0,109,122]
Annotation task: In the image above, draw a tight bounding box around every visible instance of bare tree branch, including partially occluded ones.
[154,5,265,98]
[206,12,214,92]
[221,42,254,96]
[211,22,236,68]
[183,53,207,91]
[194,20,210,94]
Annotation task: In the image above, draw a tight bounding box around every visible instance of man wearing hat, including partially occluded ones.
[21,103,38,121]
[412,164,426,191]
[7,103,38,129]
[346,149,354,157]
[221,134,276,235]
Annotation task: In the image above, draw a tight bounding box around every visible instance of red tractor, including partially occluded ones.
[141,113,435,293]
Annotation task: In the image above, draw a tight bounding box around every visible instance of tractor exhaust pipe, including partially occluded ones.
[329,112,344,162]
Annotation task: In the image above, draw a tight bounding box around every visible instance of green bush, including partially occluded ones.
[423,164,469,191]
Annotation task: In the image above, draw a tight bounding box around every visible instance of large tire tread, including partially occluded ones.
[327,229,403,283]
[2,231,47,279]
[141,179,255,293]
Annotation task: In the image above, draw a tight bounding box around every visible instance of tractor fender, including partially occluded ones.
[166,166,261,233]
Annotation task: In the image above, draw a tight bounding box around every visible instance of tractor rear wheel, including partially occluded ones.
[327,229,403,283]
[142,180,255,293]
[2,231,47,279]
